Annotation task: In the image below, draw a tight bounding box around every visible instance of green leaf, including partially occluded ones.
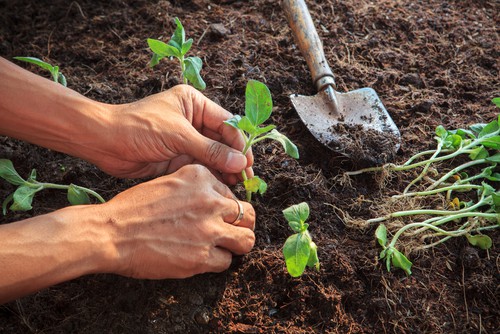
[390,249,412,275]
[375,224,387,247]
[479,182,495,197]
[171,17,185,48]
[264,129,299,159]
[0,159,26,186]
[453,128,476,139]
[486,172,500,182]
[435,125,447,138]
[254,124,276,136]
[149,53,161,68]
[147,38,180,59]
[283,202,310,225]
[13,56,54,71]
[2,193,14,215]
[243,176,267,195]
[485,153,500,163]
[237,116,257,134]
[466,234,492,250]
[67,184,91,205]
[443,134,462,149]
[183,57,206,90]
[491,193,500,212]
[245,80,273,126]
[283,232,312,277]
[224,115,242,129]
[27,169,37,182]
[478,120,499,138]
[469,146,489,160]
[10,185,40,211]
[288,220,301,233]
[58,73,67,87]
[481,135,500,149]
[492,98,500,108]
[470,123,486,135]
[181,38,193,55]
[307,241,320,271]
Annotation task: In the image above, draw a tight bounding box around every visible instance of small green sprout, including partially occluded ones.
[0,159,105,215]
[147,17,205,90]
[13,56,67,86]
[224,80,299,201]
[282,202,320,277]
[347,98,500,275]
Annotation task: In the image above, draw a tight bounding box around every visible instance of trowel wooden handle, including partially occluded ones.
[282,0,335,91]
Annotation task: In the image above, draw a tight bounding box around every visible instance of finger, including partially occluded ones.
[214,225,256,256]
[181,130,248,174]
[202,247,233,274]
[221,197,256,231]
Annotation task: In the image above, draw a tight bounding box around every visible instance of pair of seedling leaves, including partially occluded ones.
[282,202,320,277]
[148,17,206,90]
[373,102,500,275]
[13,56,67,86]
[0,159,104,215]
[224,79,299,201]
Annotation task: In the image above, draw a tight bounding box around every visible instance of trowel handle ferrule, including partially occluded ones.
[283,0,335,92]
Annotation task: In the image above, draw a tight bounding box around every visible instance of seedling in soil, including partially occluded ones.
[224,79,299,201]
[13,56,67,86]
[147,17,206,90]
[282,202,320,277]
[346,99,500,275]
[0,159,105,215]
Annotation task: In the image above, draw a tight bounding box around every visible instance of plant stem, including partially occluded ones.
[179,56,187,84]
[30,181,106,203]
[392,184,482,198]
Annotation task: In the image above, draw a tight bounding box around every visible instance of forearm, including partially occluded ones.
[0,205,118,304]
[0,57,113,162]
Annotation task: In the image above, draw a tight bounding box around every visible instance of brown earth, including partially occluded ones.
[0,0,499,333]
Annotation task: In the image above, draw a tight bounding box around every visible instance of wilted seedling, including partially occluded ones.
[13,56,67,86]
[224,80,299,201]
[0,159,105,215]
[347,98,500,275]
[282,202,320,277]
[148,17,205,90]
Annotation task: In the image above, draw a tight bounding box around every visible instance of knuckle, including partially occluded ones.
[242,232,256,252]
[205,141,224,164]
[178,164,209,178]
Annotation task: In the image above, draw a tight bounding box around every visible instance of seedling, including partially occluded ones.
[282,202,320,277]
[13,56,67,86]
[147,17,206,90]
[0,159,105,215]
[346,99,500,275]
[224,80,299,201]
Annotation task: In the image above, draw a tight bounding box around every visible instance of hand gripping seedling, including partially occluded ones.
[224,80,299,201]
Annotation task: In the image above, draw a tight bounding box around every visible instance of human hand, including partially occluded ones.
[94,85,253,183]
[101,164,255,279]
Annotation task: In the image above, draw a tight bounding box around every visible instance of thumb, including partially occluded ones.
[182,131,247,173]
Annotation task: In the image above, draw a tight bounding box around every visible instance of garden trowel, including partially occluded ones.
[282,0,401,165]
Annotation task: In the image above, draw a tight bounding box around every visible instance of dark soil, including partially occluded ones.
[0,0,499,333]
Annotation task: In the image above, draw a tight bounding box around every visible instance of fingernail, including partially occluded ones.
[226,152,246,171]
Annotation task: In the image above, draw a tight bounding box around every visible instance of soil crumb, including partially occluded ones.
[328,123,400,166]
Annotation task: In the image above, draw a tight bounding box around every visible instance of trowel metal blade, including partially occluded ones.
[290,87,401,165]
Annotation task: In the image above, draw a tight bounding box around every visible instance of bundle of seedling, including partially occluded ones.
[346,98,500,275]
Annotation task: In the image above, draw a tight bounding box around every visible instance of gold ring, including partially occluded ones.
[231,198,244,226]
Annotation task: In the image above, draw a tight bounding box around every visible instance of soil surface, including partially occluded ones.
[0,0,499,333]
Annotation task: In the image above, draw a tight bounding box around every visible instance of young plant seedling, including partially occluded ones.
[147,17,206,90]
[13,56,67,86]
[346,98,500,275]
[224,79,299,201]
[0,159,105,215]
[282,202,320,277]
